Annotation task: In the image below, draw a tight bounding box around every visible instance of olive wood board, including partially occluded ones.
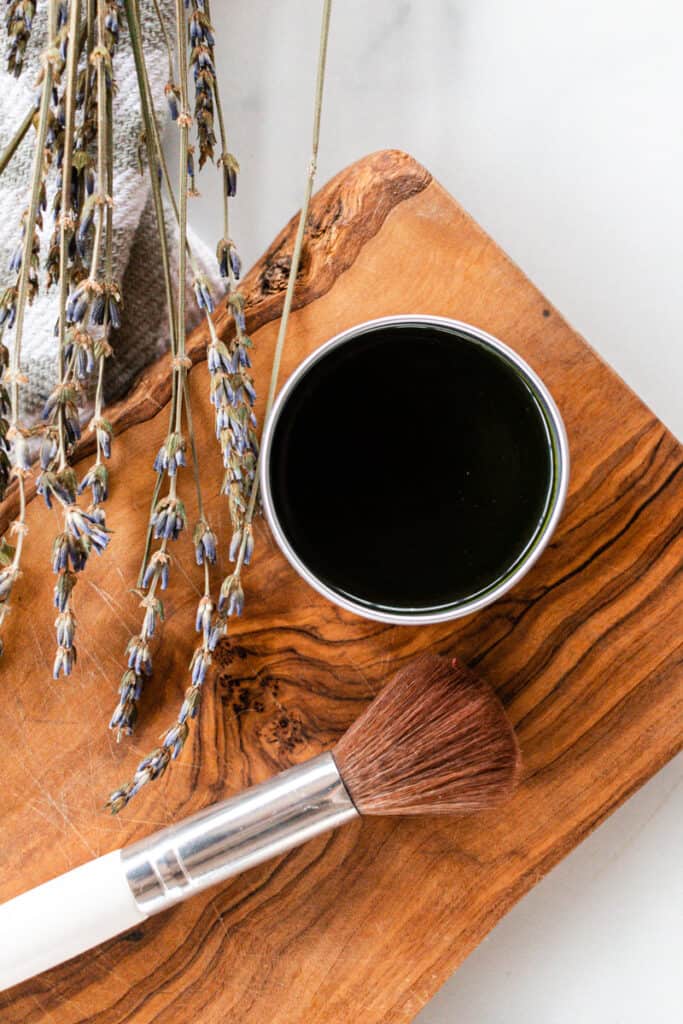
[0,150,681,1023]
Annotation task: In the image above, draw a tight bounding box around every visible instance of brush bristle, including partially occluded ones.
[333,655,521,816]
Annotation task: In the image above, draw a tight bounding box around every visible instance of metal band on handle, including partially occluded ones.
[122,752,358,915]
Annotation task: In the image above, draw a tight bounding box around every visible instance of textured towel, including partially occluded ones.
[0,1,221,419]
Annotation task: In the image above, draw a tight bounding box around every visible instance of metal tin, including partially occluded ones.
[259,315,570,626]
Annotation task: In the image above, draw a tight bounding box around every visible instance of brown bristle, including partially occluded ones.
[333,655,521,816]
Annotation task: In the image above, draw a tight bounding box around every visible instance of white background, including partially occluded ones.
[187,2,683,1020]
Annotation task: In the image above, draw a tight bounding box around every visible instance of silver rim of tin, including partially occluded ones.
[259,315,570,626]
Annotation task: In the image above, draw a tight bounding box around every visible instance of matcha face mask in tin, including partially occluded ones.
[260,315,569,626]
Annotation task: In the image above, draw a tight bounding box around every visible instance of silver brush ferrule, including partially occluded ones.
[121,751,358,915]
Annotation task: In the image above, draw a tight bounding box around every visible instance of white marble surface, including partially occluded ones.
[187,2,683,1020]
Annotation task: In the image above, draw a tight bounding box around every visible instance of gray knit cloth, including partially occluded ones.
[0,2,220,419]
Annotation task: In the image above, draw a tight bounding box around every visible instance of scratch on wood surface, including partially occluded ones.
[41,790,99,860]
[26,617,49,676]
[90,943,132,988]
[170,553,203,600]
[26,800,72,867]
[27,617,64,716]
[30,993,58,1023]
[88,579,136,634]
[209,896,230,942]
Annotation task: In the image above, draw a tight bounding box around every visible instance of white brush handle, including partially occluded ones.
[0,754,357,990]
[0,849,147,990]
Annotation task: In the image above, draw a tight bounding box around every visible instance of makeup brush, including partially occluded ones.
[0,655,520,990]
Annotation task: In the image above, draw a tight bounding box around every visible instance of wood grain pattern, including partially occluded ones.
[0,149,681,1023]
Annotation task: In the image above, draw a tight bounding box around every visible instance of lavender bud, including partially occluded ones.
[193,520,217,565]
[126,636,152,676]
[163,721,190,759]
[195,595,214,640]
[165,82,180,121]
[55,611,75,649]
[228,528,242,562]
[142,550,171,590]
[53,644,77,679]
[78,463,109,504]
[243,527,254,565]
[0,567,18,602]
[218,572,244,617]
[54,570,76,611]
[208,617,227,651]
[189,646,211,686]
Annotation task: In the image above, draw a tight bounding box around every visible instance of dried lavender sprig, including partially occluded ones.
[150,0,174,87]
[81,0,117,465]
[131,25,257,533]
[217,0,333,620]
[5,0,38,77]
[108,0,218,748]
[187,0,216,169]
[49,0,89,675]
[190,2,259,559]
[107,0,334,811]
[0,2,59,653]
[107,0,222,807]
[70,1,119,669]
[114,0,197,667]
[127,0,255,557]
[108,0,185,736]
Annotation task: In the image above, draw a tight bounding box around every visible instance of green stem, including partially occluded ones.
[173,0,189,440]
[124,0,178,360]
[205,0,230,242]
[55,0,81,469]
[88,0,108,284]
[175,0,189,361]
[0,106,34,178]
[151,0,175,82]
[10,6,58,416]
[125,0,182,585]
[4,2,59,582]
[182,375,204,521]
[235,0,333,571]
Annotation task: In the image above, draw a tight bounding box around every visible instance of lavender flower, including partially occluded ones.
[5,0,37,78]
[78,464,109,505]
[65,505,110,555]
[218,572,244,617]
[193,520,217,565]
[126,636,152,677]
[90,417,113,459]
[195,595,213,640]
[153,432,187,477]
[106,747,172,813]
[54,570,76,612]
[216,238,241,280]
[165,81,181,121]
[219,151,239,199]
[39,431,59,470]
[188,2,218,167]
[151,496,187,541]
[0,287,17,330]
[109,669,143,735]
[55,610,75,649]
[0,566,18,603]
[140,594,163,640]
[142,549,171,590]
[192,274,214,313]
[53,644,76,679]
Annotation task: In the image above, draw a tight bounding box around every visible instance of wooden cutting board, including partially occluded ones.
[0,150,681,1023]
